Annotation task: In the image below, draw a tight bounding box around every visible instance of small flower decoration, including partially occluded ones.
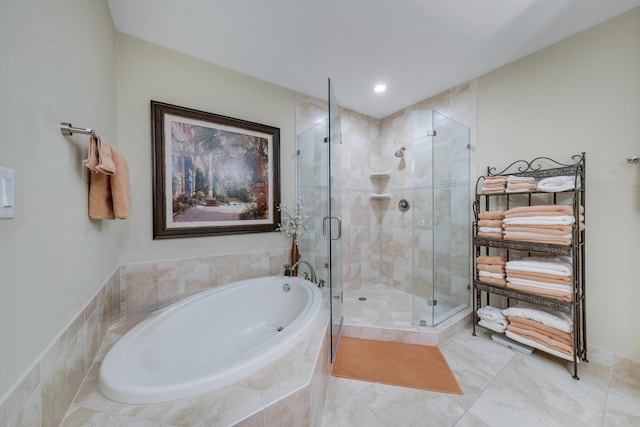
[277,199,308,243]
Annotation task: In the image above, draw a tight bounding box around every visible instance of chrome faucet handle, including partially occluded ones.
[318,279,326,288]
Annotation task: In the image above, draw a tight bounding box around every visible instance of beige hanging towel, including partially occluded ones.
[86,137,131,220]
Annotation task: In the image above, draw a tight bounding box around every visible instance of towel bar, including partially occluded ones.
[60,122,95,136]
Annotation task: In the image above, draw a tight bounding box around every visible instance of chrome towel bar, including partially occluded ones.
[60,122,95,136]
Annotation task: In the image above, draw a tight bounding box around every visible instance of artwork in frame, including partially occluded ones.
[151,101,281,239]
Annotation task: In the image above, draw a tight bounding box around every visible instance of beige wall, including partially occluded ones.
[0,0,118,399]
[115,34,297,264]
[477,8,640,361]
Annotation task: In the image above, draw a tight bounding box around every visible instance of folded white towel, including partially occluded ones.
[502,304,573,332]
[537,175,581,192]
[479,319,508,333]
[505,330,575,362]
[477,305,507,321]
[479,271,505,279]
[507,278,573,293]
[479,227,503,233]
[503,215,576,225]
[506,257,572,276]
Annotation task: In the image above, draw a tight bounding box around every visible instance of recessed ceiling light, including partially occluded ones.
[374,84,387,93]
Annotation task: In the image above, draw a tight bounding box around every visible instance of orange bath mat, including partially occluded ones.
[331,336,463,395]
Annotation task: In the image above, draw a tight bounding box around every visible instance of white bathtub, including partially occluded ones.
[99,276,322,404]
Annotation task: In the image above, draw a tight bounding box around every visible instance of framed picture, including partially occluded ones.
[151,101,280,239]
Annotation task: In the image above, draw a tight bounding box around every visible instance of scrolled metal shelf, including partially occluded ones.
[473,236,572,256]
[486,153,584,178]
[474,281,573,313]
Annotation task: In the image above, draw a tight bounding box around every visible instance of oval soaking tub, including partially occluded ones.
[99,276,322,404]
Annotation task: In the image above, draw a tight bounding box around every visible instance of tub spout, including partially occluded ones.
[291,260,317,285]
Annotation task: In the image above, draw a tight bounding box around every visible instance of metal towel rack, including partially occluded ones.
[60,122,95,136]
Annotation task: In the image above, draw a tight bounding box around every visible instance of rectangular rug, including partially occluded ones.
[331,336,463,395]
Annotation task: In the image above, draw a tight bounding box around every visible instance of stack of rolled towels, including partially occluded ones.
[477,255,507,286]
[506,175,537,193]
[506,256,574,301]
[502,304,575,361]
[502,204,584,245]
[477,305,508,333]
[481,176,507,194]
[477,210,505,239]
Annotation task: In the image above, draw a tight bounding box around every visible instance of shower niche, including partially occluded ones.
[411,110,471,327]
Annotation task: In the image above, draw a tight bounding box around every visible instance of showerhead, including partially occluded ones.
[394,146,406,158]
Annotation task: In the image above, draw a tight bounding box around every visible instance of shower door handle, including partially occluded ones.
[322,216,342,240]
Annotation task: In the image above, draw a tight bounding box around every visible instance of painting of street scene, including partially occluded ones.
[169,118,272,225]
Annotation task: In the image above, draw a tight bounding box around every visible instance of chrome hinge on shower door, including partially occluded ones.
[427,299,437,307]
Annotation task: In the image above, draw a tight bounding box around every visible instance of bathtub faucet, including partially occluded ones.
[291,260,317,285]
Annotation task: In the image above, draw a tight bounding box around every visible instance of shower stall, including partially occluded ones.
[411,110,471,326]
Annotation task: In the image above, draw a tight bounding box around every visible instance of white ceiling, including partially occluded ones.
[108,0,640,119]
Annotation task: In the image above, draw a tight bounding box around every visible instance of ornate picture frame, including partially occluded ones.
[151,101,280,239]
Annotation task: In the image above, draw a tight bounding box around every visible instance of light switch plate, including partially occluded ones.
[0,166,15,219]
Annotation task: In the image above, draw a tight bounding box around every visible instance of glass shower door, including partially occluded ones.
[412,110,470,326]
[296,79,342,362]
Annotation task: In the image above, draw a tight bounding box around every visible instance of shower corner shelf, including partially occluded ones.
[369,193,391,200]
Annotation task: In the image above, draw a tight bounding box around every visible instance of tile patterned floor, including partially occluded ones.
[324,285,640,427]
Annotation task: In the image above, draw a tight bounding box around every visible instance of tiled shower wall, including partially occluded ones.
[295,81,477,298]
[0,248,289,427]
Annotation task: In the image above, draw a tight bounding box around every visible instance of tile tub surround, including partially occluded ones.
[60,289,331,427]
[0,269,121,427]
[0,248,291,427]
